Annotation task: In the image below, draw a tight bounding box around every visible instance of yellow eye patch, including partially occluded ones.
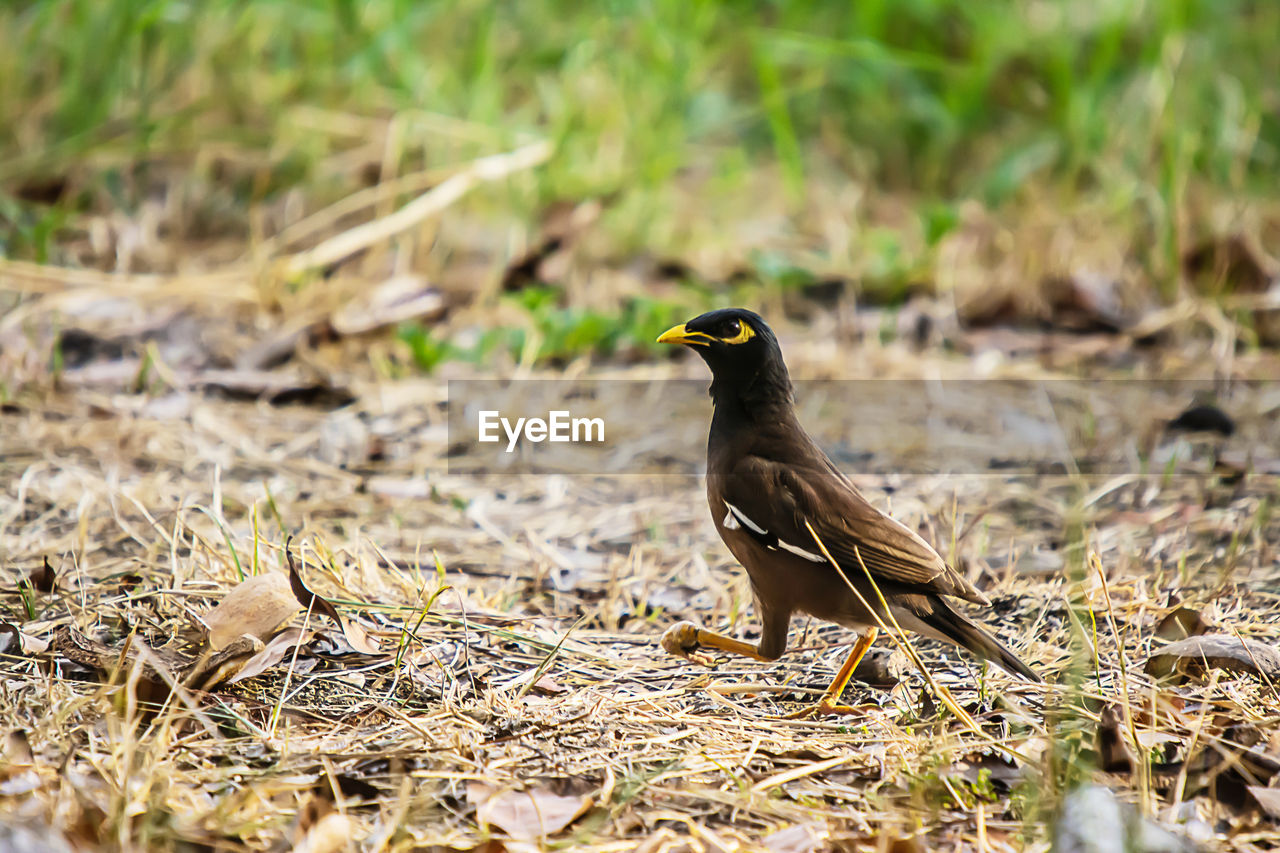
[719,321,756,345]
[656,318,756,347]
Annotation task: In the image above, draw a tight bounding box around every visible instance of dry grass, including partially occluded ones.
[3,276,1280,851]
[3,123,1280,850]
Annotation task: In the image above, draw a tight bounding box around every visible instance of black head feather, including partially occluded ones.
[658,308,792,408]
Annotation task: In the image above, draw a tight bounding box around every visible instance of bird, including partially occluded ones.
[656,308,1040,715]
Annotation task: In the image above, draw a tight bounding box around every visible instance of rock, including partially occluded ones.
[1144,635,1280,682]
[1055,786,1197,853]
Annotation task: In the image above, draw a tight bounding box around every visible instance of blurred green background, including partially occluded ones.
[2,0,1277,366]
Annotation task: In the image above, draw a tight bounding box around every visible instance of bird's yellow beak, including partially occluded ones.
[656,323,713,347]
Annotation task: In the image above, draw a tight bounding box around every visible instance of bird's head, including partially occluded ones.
[657,308,790,391]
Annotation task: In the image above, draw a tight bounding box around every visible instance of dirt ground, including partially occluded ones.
[3,268,1280,853]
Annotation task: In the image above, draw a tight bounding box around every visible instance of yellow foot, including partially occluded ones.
[660,620,715,666]
[781,699,871,719]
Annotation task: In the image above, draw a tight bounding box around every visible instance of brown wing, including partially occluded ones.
[719,454,988,604]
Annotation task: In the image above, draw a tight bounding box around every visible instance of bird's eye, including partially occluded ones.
[722,320,741,337]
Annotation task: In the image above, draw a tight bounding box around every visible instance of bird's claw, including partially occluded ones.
[661,621,716,666]
[781,699,871,720]
[781,700,855,720]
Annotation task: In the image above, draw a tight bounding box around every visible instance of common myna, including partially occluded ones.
[657,308,1040,715]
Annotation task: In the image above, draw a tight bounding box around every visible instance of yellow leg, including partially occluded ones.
[784,627,879,718]
[661,620,773,665]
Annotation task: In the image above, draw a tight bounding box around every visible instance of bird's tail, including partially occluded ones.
[921,602,1042,683]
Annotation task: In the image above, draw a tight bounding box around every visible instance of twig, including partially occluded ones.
[283,140,552,276]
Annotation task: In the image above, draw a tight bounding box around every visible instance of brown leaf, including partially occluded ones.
[0,623,19,655]
[203,572,301,651]
[286,550,381,654]
[49,625,117,670]
[184,635,264,690]
[1097,704,1135,772]
[1154,606,1210,641]
[5,729,34,766]
[1145,634,1280,681]
[227,627,312,685]
[0,728,40,796]
[18,557,57,593]
[1248,787,1280,820]
[852,646,904,688]
[467,782,592,841]
[498,667,568,696]
[0,622,50,655]
[1175,738,1280,808]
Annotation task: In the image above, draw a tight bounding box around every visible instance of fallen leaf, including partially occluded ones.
[184,634,265,690]
[1097,704,1134,772]
[0,622,49,655]
[0,729,40,796]
[1175,738,1280,808]
[1145,635,1280,681]
[17,557,57,593]
[467,782,592,841]
[496,669,566,695]
[1154,606,1210,641]
[530,674,566,695]
[4,729,33,766]
[1224,723,1263,748]
[203,572,301,651]
[227,627,312,684]
[1248,786,1280,820]
[852,646,904,688]
[286,550,381,654]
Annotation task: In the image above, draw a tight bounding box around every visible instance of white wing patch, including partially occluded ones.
[722,500,766,535]
[722,500,826,563]
[777,537,826,563]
